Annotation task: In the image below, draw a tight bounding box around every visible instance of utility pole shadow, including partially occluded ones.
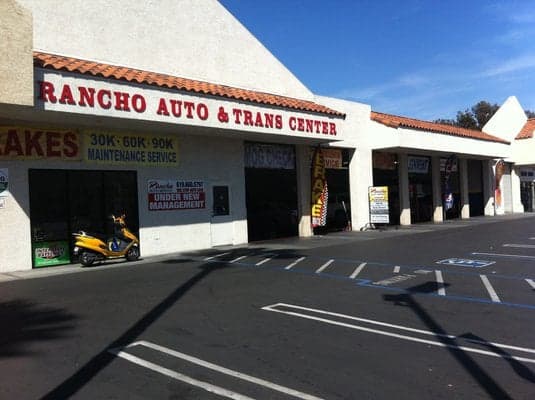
[383,282,514,400]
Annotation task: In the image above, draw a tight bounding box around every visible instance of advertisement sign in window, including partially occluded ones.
[0,168,8,197]
[369,186,390,224]
[148,180,205,211]
[33,241,71,267]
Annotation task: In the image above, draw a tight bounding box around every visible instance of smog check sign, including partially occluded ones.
[436,258,495,268]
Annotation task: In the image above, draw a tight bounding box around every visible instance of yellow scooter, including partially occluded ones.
[72,214,140,266]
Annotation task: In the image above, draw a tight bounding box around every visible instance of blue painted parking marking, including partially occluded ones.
[436,258,495,268]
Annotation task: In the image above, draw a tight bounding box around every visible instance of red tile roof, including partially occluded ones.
[371,111,509,144]
[33,52,345,118]
[516,118,535,140]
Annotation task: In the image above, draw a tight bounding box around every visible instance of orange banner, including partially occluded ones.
[0,127,81,160]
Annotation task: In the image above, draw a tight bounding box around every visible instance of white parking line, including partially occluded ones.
[480,275,501,302]
[111,350,254,400]
[393,266,400,273]
[503,243,535,249]
[229,255,247,263]
[349,262,367,279]
[285,257,305,270]
[316,259,334,274]
[472,252,535,260]
[110,341,323,400]
[435,270,446,296]
[262,303,535,364]
[204,252,230,261]
[526,279,535,290]
[255,257,273,266]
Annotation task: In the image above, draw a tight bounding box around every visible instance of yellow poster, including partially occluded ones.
[83,131,179,167]
[0,127,81,160]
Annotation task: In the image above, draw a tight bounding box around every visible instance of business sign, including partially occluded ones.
[36,70,341,139]
[84,131,178,167]
[408,156,430,174]
[0,127,80,160]
[0,168,8,197]
[148,180,205,211]
[311,148,328,227]
[33,241,71,267]
[244,143,295,169]
[369,186,390,223]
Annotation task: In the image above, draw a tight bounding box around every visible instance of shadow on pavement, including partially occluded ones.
[384,282,519,400]
[40,247,302,399]
[0,299,76,358]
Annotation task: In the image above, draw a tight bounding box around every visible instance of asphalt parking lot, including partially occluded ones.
[1,214,534,399]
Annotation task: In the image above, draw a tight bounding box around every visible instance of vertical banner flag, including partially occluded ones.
[311,147,328,227]
[443,155,456,210]
[494,159,505,214]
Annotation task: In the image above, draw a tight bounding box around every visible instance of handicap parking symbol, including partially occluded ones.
[436,258,495,268]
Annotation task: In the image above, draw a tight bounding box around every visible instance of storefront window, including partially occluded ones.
[29,169,138,267]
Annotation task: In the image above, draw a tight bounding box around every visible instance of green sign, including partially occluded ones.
[33,241,71,267]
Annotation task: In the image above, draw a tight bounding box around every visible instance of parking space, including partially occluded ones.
[196,247,535,310]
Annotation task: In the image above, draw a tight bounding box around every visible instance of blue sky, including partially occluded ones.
[219,0,535,121]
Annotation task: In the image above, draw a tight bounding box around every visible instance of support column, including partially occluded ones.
[295,144,313,237]
[460,158,470,219]
[511,166,524,213]
[348,148,374,230]
[431,156,443,223]
[398,153,411,225]
[482,159,495,216]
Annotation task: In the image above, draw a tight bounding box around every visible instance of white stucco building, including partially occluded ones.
[0,0,526,272]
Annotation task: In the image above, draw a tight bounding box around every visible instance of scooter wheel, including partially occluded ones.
[80,251,96,267]
[126,246,140,262]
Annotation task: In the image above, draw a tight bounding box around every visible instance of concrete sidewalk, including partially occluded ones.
[2,213,534,282]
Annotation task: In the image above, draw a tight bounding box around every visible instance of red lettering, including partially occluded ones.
[63,132,79,157]
[39,81,57,103]
[183,102,195,118]
[114,92,131,111]
[275,115,283,129]
[58,84,76,105]
[298,118,305,131]
[233,108,243,124]
[243,110,253,126]
[97,90,112,109]
[24,130,44,156]
[132,94,146,113]
[78,87,95,107]
[46,131,61,157]
[314,120,322,133]
[4,129,23,156]
[157,98,170,115]
[197,103,209,120]
[329,123,337,135]
[322,122,329,134]
[264,113,274,128]
[289,116,297,130]
[254,112,264,127]
[170,100,182,117]
[306,120,313,133]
